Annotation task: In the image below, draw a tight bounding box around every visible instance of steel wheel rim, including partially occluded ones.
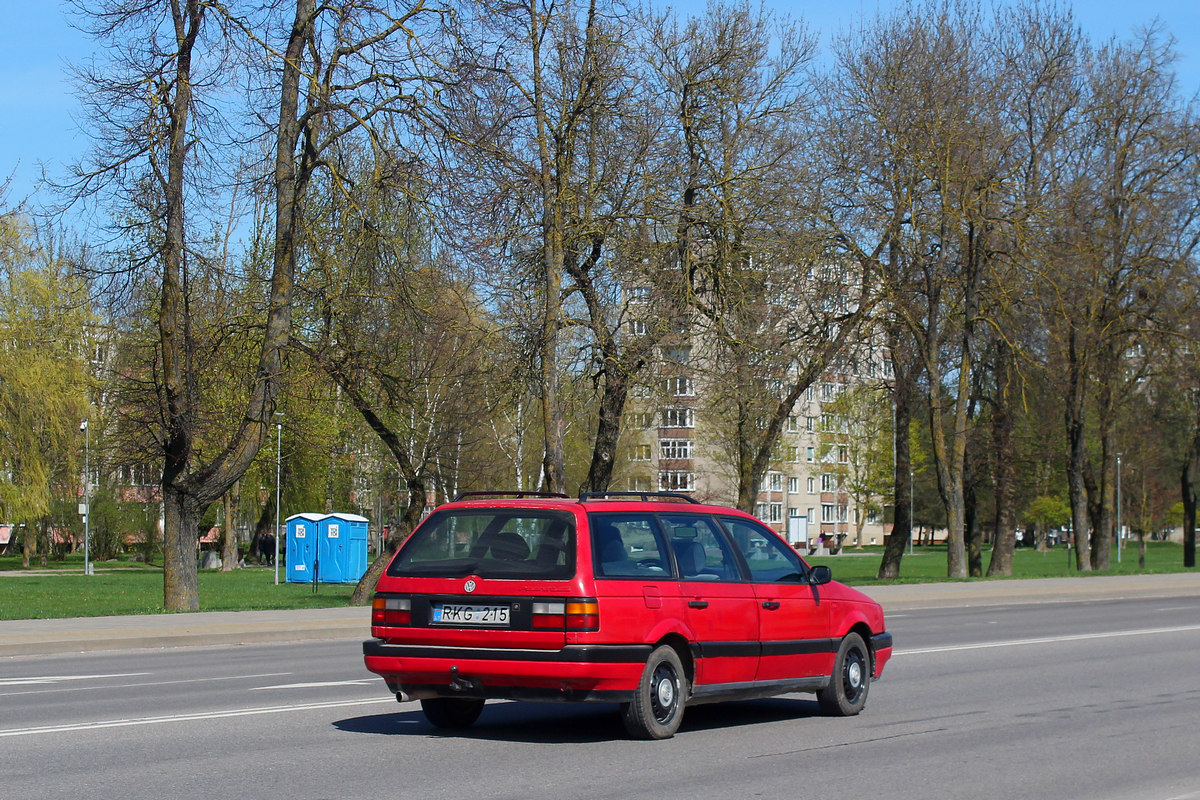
[651,662,678,723]
[843,648,865,701]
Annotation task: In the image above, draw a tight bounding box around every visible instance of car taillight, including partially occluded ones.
[531,598,600,631]
[565,600,599,630]
[372,596,411,626]
[531,601,565,628]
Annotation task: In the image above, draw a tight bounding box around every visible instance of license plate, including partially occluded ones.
[432,603,510,626]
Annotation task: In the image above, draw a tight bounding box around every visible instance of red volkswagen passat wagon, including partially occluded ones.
[363,492,892,739]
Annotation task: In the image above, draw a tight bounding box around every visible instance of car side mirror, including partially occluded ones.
[809,565,832,586]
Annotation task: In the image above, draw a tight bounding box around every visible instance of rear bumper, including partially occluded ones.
[363,640,651,702]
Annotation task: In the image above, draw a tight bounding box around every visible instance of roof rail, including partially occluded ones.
[577,491,700,504]
[452,491,571,502]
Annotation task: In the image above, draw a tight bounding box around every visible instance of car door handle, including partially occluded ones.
[761,601,781,610]
[688,600,709,609]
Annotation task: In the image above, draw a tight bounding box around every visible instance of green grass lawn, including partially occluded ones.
[808,541,1194,584]
[0,542,1194,620]
[0,557,356,620]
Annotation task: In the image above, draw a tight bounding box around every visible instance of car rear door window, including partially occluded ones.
[657,514,742,581]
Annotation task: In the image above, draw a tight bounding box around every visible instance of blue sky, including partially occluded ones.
[2,1,1198,215]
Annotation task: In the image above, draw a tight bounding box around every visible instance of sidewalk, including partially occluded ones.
[2,573,1198,658]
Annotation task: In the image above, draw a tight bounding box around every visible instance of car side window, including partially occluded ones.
[719,516,807,583]
[658,514,742,581]
[589,513,671,578]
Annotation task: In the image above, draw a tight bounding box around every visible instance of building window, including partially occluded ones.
[806,416,816,432]
[820,382,836,401]
[629,319,647,336]
[786,416,799,433]
[821,473,835,492]
[838,445,849,464]
[837,504,849,522]
[807,477,816,494]
[785,445,799,462]
[765,472,783,492]
[661,346,691,365]
[659,471,695,492]
[806,447,815,462]
[788,476,799,494]
[630,444,652,461]
[769,503,783,523]
[662,376,694,397]
[630,286,651,303]
[822,504,835,523]
[628,476,652,492]
[662,408,695,428]
[628,411,654,429]
[660,439,692,459]
[756,503,769,520]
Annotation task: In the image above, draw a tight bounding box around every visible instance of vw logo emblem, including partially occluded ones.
[464,579,477,593]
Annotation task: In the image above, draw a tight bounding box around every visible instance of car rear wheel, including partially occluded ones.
[817,632,870,716]
[420,697,485,729]
[621,644,688,739]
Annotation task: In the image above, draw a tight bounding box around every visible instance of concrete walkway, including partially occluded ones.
[1,572,1198,658]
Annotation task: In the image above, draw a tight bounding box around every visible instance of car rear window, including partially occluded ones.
[386,508,575,579]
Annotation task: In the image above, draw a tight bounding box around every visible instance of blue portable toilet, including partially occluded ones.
[317,513,370,583]
[285,513,324,583]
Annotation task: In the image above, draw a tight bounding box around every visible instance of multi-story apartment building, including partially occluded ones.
[615,312,893,551]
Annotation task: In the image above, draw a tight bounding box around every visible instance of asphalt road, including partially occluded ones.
[3,594,1199,800]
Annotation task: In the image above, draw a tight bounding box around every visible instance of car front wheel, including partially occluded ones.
[817,632,870,716]
[621,644,688,739]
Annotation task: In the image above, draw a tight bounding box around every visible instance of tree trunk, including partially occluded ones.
[964,454,982,577]
[158,0,204,610]
[987,342,1018,576]
[163,486,201,611]
[221,481,240,571]
[877,329,914,580]
[1182,458,1197,569]
[1065,328,1092,571]
[580,375,629,494]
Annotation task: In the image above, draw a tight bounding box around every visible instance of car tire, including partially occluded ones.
[817,632,871,716]
[420,697,485,729]
[621,644,688,739]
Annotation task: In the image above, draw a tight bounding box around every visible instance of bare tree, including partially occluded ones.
[68,0,450,609]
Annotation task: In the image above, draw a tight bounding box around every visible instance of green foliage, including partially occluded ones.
[0,215,92,536]
[1025,495,1072,529]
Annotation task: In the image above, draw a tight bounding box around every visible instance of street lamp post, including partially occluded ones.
[275,420,282,585]
[81,419,91,576]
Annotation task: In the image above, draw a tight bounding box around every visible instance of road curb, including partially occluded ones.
[0,607,371,658]
[2,573,1198,657]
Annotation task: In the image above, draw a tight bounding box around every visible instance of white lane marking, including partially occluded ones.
[249,679,376,690]
[0,697,395,738]
[0,672,150,687]
[0,672,293,698]
[896,624,1200,656]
